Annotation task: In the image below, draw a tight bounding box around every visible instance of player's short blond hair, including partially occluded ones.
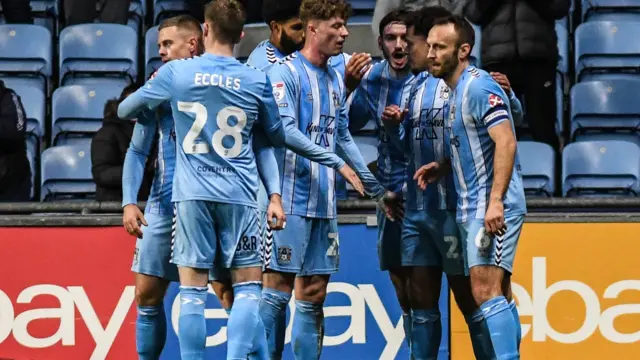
[299,0,352,25]
[204,0,246,44]
[158,15,204,53]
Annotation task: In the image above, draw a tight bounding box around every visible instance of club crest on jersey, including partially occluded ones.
[449,104,456,120]
[277,246,292,264]
[332,92,340,108]
[440,87,450,100]
[272,82,285,102]
[488,94,504,107]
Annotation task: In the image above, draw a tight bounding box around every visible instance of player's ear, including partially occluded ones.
[239,31,245,41]
[377,35,383,51]
[269,20,279,34]
[458,43,470,60]
[203,22,210,38]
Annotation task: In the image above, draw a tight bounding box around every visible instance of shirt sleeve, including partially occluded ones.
[257,74,286,146]
[118,63,174,119]
[281,115,345,170]
[336,101,385,198]
[122,109,157,207]
[508,89,524,127]
[267,64,298,119]
[467,77,511,129]
[347,84,373,133]
[252,124,282,197]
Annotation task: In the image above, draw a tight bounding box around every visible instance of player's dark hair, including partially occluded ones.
[404,6,451,37]
[299,0,352,24]
[432,14,475,52]
[158,14,204,54]
[205,0,246,44]
[378,8,408,39]
[262,0,301,25]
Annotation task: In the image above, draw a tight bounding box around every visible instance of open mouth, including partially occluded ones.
[390,51,407,67]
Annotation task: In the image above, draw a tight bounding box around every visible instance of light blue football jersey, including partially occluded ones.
[118,53,285,207]
[447,66,527,222]
[348,60,414,194]
[267,52,383,218]
[403,72,456,212]
[122,104,175,215]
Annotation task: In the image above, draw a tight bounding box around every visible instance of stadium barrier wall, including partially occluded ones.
[0,201,638,360]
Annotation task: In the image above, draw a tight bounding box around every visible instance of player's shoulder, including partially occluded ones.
[269,53,299,79]
[466,67,503,97]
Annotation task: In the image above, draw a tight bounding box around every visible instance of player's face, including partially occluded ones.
[279,18,305,55]
[426,23,459,79]
[406,26,430,74]
[158,26,196,63]
[379,22,408,71]
[313,17,349,57]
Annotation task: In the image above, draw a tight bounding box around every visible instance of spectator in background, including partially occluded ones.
[372,0,466,37]
[0,80,31,202]
[1,0,33,23]
[91,84,154,202]
[465,0,569,151]
[63,0,130,26]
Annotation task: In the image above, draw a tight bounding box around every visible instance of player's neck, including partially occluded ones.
[444,60,470,90]
[204,40,234,57]
[300,46,329,68]
[388,65,409,80]
[269,33,284,54]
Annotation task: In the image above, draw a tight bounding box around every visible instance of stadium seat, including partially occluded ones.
[145,26,161,78]
[26,148,35,200]
[0,24,51,93]
[154,0,187,25]
[10,84,45,153]
[127,0,146,34]
[582,0,640,22]
[556,22,568,75]
[570,80,640,145]
[353,135,378,166]
[59,24,138,87]
[470,23,481,67]
[562,140,640,197]
[518,141,556,197]
[0,1,58,35]
[40,144,95,201]
[343,23,382,59]
[575,21,640,82]
[556,73,564,136]
[233,23,270,63]
[51,84,124,146]
[350,0,375,13]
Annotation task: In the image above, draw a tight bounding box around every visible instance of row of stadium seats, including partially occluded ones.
[36,140,640,201]
[19,76,639,170]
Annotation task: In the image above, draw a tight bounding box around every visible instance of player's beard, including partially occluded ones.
[280,30,303,55]
[434,52,459,79]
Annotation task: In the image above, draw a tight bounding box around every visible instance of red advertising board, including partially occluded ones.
[0,227,137,360]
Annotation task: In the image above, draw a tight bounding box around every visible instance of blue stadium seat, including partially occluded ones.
[10,84,45,154]
[350,0,375,12]
[145,26,161,78]
[52,84,124,146]
[127,0,146,34]
[0,24,51,93]
[59,24,138,87]
[570,79,640,145]
[40,144,95,201]
[0,1,58,34]
[575,21,640,82]
[470,23,481,67]
[154,0,187,25]
[344,23,383,59]
[556,73,564,136]
[233,23,270,63]
[353,135,378,166]
[26,147,35,200]
[582,0,640,22]
[518,141,556,197]
[562,140,640,197]
[556,22,568,75]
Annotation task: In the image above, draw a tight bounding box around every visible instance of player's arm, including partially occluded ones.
[252,125,287,229]
[336,102,386,199]
[257,75,286,146]
[491,72,524,127]
[380,104,409,151]
[472,80,517,234]
[118,64,174,119]
[266,70,346,170]
[121,109,156,237]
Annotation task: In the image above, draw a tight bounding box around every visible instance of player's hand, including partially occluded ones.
[484,199,506,236]
[381,105,407,126]
[377,191,404,221]
[267,194,287,230]
[345,52,372,93]
[123,204,147,239]
[490,72,512,94]
[414,162,441,191]
[338,164,365,197]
